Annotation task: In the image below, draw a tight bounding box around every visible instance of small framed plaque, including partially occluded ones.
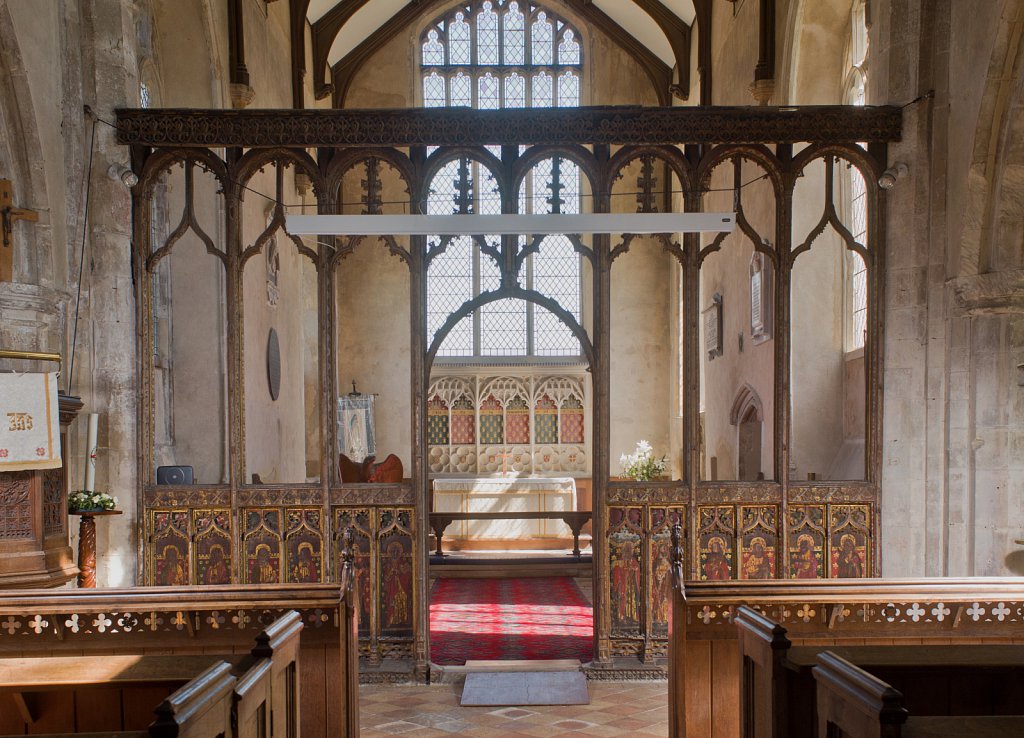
[267,328,281,401]
[750,252,773,344]
[703,293,723,360]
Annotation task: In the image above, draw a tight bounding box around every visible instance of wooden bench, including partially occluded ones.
[735,605,1024,738]
[0,581,358,737]
[666,529,1024,738]
[813,651,1024,738]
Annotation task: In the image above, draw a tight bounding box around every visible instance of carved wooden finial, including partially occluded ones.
[0,179,39,283]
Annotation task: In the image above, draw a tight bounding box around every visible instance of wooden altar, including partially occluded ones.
[432,476,577,542]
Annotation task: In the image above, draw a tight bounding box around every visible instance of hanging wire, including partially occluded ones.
[67,108,98,395]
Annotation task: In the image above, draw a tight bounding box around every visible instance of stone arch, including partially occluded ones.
[780,0,857,105]
[0,0,52,286]
[730,383,764,482]
[957,0,1024,280]
[729,383,764,426]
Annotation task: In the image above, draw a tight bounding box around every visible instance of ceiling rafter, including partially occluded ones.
[310,0,377,100]
[630,0,691,100]
[315,0,678,106]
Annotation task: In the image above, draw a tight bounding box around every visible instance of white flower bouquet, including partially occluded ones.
[68,490,119,512]
[619,440,667,482]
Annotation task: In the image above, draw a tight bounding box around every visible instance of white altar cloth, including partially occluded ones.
[432,477,577,539]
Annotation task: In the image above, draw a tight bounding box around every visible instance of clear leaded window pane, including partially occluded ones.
[478,73,500,109]
[421,1,583,358]
[477,3,499,65]
[557,72,580,107]
[505,72,526,107]
[532,72,553,107]
[504,3,526,64]
[558,29,580,64]
[451,72,472,106]
[423,72,446,107]
[423,29,445,66]
[848,165,868,350]
[531,12,554,64]
[449,12,471,65]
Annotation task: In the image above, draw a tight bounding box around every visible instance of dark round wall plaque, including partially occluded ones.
[266,328,281,401]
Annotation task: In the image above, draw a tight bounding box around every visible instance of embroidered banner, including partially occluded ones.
[0,372,61,470]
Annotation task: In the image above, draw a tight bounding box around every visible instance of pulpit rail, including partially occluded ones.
[429,511,592,557]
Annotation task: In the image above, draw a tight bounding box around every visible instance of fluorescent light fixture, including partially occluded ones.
[285,212,735,236]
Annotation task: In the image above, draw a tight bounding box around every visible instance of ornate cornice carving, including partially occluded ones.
[115,105,902,148]
[329,484,415,506]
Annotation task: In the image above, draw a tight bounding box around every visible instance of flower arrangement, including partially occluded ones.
[68,490,118,513]
[619,440,667,482]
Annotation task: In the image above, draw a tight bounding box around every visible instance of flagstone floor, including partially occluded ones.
[359,681,668,737]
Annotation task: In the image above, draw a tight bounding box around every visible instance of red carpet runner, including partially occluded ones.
[430,576,594,665]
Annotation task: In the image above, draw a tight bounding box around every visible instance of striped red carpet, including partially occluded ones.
[429,576,594,665]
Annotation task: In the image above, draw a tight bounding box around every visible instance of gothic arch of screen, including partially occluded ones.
[421,0,591,477]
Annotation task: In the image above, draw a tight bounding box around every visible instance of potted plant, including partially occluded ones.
[619,440,667,482]
[68,490,119,513]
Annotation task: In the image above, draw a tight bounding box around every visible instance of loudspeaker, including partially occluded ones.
[157,465,194,485]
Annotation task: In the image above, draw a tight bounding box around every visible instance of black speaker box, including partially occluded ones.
[157,465,194,485]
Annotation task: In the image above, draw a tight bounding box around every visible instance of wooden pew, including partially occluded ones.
[813,651,908,738]
[149,661,236,738]
[666,529,1024,738]
[0,583,358,737]
[813,651,1024,738]
[734,605,792,738]
[233,659,272,738]
[249,611,303,738]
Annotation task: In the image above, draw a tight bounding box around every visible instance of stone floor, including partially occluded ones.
[359,681,668,737]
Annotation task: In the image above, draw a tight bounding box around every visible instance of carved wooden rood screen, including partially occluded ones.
[117,104,901,673]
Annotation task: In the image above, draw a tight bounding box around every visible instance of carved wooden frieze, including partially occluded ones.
[695,483,780,504]
[115,105,902,148]
[143,486,231,507]
[787,484,876,503]
[237,487,324,507]
[606,483,686,505]
[330,484,414,506]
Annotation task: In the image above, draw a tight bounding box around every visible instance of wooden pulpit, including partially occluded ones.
[0,393,81,588]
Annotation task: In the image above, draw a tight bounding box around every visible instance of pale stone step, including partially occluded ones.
[462,658,582,672]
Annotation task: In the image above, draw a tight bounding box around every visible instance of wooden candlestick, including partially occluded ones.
[70,510,122,588]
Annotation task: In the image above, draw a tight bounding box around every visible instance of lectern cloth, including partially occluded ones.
[0,371,61,470]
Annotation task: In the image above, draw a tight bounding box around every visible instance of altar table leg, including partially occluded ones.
[77,514,97,588]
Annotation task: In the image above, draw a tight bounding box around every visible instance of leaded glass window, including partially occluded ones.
[422,1,584,359]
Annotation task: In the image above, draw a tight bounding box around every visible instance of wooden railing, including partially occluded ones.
[0,533,360,738]
[667,524,1024,738]
[429,511,592,557]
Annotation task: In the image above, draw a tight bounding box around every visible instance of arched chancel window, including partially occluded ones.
[422,1,584,358]
[842,0,868,351]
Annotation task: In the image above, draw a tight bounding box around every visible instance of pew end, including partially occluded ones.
[735,605,793,738]
[813,651,908,738]
[148,661,237,738]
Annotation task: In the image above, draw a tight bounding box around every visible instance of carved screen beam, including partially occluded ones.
[115,105,902,148]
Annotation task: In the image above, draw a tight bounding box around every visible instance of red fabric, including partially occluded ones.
[429,576,593,665]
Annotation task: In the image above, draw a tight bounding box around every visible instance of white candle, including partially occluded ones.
[84,412,98,492]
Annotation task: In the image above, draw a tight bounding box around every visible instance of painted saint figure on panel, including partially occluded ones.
[702,536,732,580]
[741,537,773,579]
[156,542,188,586]
[381,538,412,631]
[607,507,643,634]
[250,543,279,584]
[791,534,822,578]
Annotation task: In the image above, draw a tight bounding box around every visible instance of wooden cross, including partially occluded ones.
[1,179,39,283]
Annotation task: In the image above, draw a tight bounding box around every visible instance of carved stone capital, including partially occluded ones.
[950,270,1024,315]
[230,83,255,109]
[749,78,775,106]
